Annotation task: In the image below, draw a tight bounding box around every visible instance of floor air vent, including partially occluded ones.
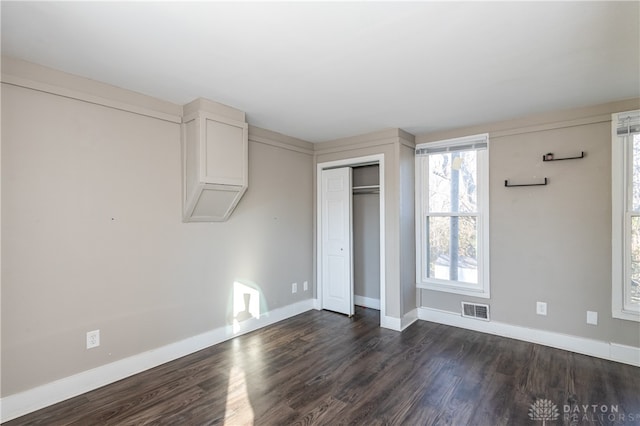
[461,302,490,321]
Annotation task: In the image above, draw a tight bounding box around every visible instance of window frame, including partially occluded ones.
[612,110,640,322]
[415,134,490,298]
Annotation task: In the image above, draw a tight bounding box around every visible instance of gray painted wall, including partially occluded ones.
[1,83,314,396]
[399,143,416,316]
[417,99,640,348]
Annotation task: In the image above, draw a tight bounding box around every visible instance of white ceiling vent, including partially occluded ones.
[461,302,490,321]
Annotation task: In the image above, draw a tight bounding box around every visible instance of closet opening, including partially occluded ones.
[352,164,380,310]
[316,154,386,324]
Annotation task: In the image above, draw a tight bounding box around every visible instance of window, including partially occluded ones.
[415,134,490,298]
[612,110,640,321]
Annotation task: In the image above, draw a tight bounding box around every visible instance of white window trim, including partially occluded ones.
[612,110,640,322]
[415,134,490,298]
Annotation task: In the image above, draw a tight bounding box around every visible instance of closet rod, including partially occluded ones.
[353,184,380,195]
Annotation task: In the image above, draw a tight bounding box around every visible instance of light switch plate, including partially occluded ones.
[86,330,100,349]
[536,302,547,316]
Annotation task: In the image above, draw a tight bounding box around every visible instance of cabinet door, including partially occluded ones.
[202,117,248,186]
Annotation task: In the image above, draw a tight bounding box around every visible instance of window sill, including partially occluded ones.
[612,309,640,323]
[417,282,490,299]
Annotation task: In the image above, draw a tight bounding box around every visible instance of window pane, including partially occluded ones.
[427,215,477,284]
[633,134,640,212]
[630,216,640,305]
[428,150,478,213]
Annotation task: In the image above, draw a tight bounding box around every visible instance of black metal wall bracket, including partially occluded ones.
[542,151,585,162]
[504,178,548,187]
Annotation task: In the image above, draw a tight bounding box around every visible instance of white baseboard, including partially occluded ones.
[417,307,640,367]
[0,299,316,423]
[381,309,418,332]
[401,308,418,331]
[313,297,409,332]
[610,342,640,366]
[354,295,380,310]
[313,298,321,310]
[380,314,401,330]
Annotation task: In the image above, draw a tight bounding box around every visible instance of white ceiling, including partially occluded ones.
[2,1,639,142]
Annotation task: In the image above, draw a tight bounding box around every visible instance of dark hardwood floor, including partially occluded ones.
[5,307,640,425]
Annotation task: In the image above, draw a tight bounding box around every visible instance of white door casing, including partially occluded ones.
[321,167,354,316]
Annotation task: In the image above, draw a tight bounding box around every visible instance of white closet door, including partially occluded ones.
[321,167,353,316]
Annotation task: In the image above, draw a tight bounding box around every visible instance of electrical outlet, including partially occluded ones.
[86,330,100,349]
[292,282,297,293]
[536,302,547,316]
[303,281,308,291]
[587,311,598,325]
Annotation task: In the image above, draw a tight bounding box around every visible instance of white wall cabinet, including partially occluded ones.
[182,98,248,222]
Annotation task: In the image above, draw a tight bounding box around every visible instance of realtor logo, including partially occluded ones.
[529,398,560,425]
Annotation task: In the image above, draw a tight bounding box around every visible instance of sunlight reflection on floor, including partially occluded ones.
[224,365,255,425]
